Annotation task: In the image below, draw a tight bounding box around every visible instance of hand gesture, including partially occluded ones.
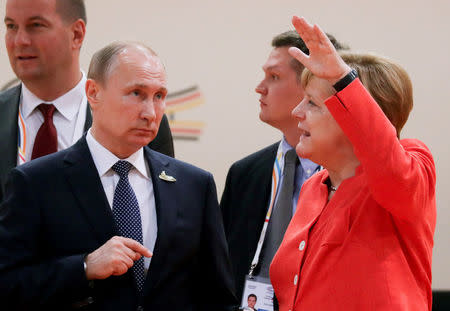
[288,16,352,84]
[85,236,152,280]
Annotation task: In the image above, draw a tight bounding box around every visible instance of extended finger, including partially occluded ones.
[288,47,309,67]
[123,238,153,258]
[292,16,315,44]
[314,24,335,51]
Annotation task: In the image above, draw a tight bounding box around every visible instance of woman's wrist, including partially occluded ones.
[328,65,353,86]
[332,68,358,92]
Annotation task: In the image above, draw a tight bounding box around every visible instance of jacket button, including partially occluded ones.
[293,274,298,285]
[299,240,306,251]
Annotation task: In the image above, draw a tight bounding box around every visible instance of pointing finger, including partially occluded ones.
[123,238,153,258]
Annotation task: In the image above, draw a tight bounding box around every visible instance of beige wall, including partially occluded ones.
[1,0,449,289]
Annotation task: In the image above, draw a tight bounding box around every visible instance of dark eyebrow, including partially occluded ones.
[28,16,49,22]
[4,15,49,24]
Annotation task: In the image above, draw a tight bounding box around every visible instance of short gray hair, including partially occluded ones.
[87,41,157,85]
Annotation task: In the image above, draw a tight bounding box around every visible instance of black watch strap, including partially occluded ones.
[333,69,358,92]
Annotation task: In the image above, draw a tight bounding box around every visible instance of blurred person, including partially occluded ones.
[0,0,174,202]
[0,41,236,310]
[220,29,347,302]
[270,16,436,311]
[245,294,258,311]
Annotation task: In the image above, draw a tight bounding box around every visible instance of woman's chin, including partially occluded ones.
[295,143,310,159]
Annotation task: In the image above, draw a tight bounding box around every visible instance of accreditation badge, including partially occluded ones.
[241,275,274,311]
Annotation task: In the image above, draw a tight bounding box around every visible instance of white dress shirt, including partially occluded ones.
[86,130,157,270]
[17,72,88,164]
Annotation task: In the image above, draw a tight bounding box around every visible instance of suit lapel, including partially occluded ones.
[63,137,116,244]
[259,143,278,211]
[142,148,177,292]
[0,85,21,186]
[249,143,278,235]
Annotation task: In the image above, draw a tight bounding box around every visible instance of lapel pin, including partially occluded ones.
[159,170,176,182]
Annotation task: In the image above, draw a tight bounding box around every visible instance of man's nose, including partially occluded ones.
[14,28,31,46]
[255,81,267,95]
[141,100,156,121]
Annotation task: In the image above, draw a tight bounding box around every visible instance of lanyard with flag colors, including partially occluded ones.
[248,142,285,276]
[17,108,27,165]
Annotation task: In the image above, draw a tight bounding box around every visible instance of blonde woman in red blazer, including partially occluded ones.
[269,16,436,311]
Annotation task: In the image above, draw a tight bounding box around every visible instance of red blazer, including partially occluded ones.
[270,79,436,311]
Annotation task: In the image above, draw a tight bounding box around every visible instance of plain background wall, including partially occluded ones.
[0,0,449,289]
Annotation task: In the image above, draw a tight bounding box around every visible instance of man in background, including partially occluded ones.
[0,41,236,310]
[0,0,174,201]
[220,30,347,302]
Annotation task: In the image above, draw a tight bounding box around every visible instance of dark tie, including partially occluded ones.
[258,148,298,277]
[31,104,57,160]
[111,160,145,292]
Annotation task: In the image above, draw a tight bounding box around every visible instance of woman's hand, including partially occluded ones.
[288,16,352,85]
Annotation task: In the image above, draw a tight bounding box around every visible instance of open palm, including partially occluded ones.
[288,16,351,84]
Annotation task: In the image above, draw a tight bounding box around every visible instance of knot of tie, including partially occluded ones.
[31,103,57,160]
[285,148,298,165]
[38,103,56,120]
[112,160,133,178]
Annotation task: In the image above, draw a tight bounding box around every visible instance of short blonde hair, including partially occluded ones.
[301,53,413,137]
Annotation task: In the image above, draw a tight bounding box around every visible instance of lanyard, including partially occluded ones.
[247,144,323,276]
[17,108,27,165]
[248,143,284,276]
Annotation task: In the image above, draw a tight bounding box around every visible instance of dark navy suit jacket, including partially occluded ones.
[0,137,236,310]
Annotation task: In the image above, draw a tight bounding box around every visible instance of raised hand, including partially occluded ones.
[288,16,352,85]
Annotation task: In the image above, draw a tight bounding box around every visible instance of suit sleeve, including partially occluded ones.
[325,79,436,222]
[220,163,236,239]
[196,173,238,311]
[148,114,175,157]
[0,168,90,308]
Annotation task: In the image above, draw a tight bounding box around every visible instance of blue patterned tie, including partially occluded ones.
[111,160,145,292]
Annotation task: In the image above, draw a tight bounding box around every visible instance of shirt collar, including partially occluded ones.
[86,129,150,180]
[281,136,320,175]
[21,71,87,121]
[280,137,295,156]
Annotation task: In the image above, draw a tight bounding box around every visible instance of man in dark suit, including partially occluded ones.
[0,0,174,202]
[220,31,346,302]
[0,41,236,310]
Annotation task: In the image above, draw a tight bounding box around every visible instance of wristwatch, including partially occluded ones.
[333,68,358,92]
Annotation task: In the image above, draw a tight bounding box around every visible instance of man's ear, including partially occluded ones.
[71,19,86,50]
[85,79,101,110]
